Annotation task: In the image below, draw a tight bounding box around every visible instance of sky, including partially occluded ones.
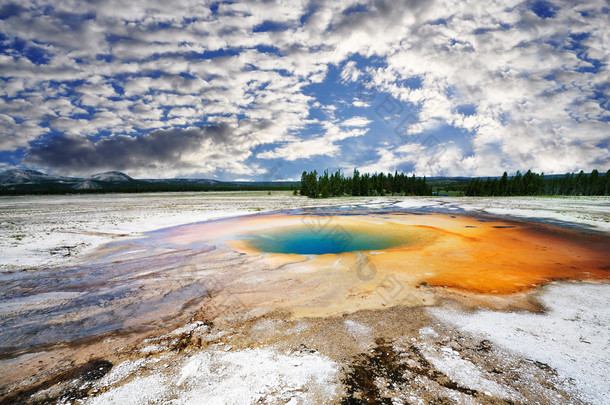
[0,0,608,181]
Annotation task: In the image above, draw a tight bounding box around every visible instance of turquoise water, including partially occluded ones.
[247,226,412,254]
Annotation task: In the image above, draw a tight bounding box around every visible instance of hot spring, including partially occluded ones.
[2,209,608,360]
[2,203,609,405]
[244,222,437,255]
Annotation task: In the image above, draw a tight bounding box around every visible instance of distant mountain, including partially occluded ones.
[143,178,221,186]
[0,169,64,185]
[72,180,103,190]
[89,171,133,182]
[0,170,134,186]
[0,169,298,195]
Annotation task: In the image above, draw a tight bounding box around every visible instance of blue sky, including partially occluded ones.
[0,0,608,180]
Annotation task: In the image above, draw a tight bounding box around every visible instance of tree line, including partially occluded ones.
[299,169,432,198]
[465,169,610,196]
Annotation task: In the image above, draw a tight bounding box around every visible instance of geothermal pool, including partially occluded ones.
[0,207,610,402]
[0,207,609,385]
[244,221,437,254]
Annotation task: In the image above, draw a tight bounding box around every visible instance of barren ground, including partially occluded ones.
[0,193,608,404]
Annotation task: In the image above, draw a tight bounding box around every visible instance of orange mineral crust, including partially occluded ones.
[222,213,609,294]
[134,211,610,319]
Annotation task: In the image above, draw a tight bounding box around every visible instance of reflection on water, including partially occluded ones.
[1,208,609,361]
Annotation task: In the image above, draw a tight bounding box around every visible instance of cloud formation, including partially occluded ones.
[0,0,608,178]
[26,124,259,176]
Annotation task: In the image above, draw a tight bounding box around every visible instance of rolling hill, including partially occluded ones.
[0,170,298,195]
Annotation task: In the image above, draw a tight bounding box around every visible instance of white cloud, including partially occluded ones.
[0,0,607,177]
[257,138,339,161]
[0,114,49,150]
[341,116,372,128]
[340,60,361,82]
[352,100,370,108]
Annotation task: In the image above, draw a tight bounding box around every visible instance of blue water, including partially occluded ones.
[247,226,412,254]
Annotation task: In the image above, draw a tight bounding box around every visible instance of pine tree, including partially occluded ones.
[352,169,360,196]
[300,171,308,196]
[319,169,330,198]
[588,169,599,195]
[499,172,508,196]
